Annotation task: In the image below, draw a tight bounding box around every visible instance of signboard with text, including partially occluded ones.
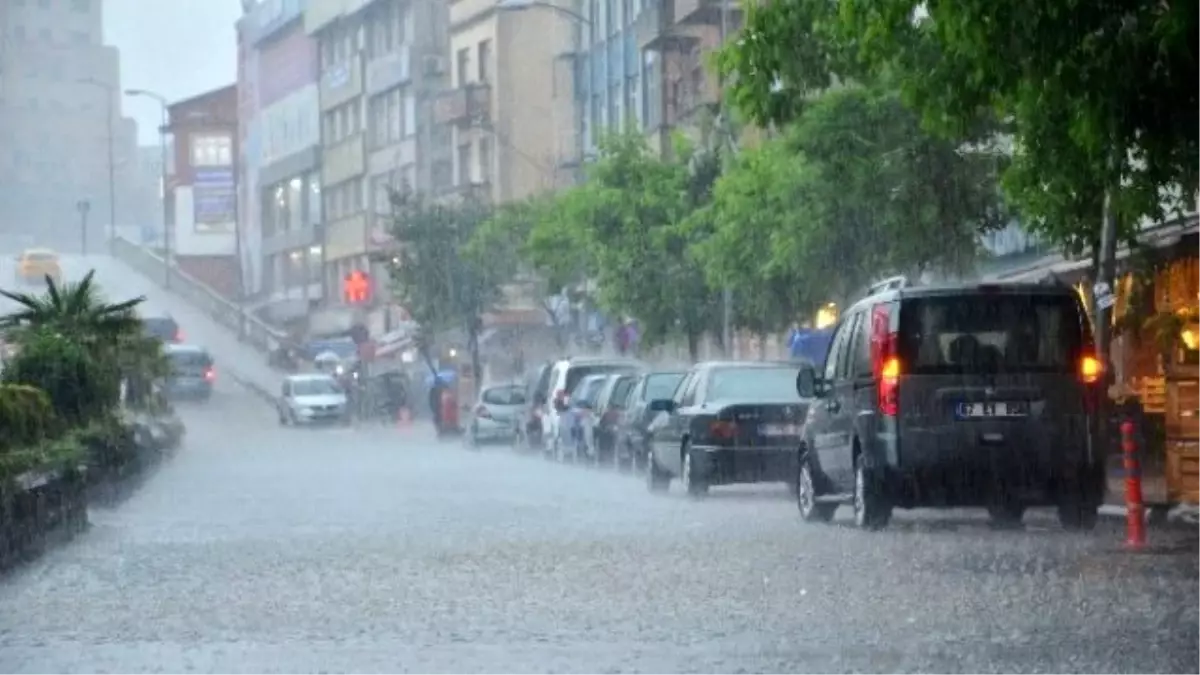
[193,168,235,232]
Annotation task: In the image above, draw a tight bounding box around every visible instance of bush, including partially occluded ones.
[2,328,119,425]
[0,384,56,451]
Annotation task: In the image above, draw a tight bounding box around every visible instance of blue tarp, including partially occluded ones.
[301,338,357,361]
[789,327,835,366]
[424,369,458,386]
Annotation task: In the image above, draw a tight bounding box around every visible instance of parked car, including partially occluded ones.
[614,370,687,471]
[276,373,350,427]
[538,356,646,459]
[646,361,808,497]
[555,373,612,463]
[794,277,1105,530]
[163,343,215,401]
[467,382,527,447]
[591,373,639,467]
[517,361,554,451]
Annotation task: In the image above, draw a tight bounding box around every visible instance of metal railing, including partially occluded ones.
[109,235,288,357]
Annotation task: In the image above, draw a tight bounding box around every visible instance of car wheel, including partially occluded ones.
[853,454,892,530]
[681,444,708,498]
[797,458,837,523]
[647,453,670,493]
[987,500,1026,528]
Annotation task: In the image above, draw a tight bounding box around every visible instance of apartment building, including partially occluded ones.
[438,0,578,204]
[239,0,324,322]
[305,0,450,312]
[165,85,241,298]
[633,0,737,156]
[0,0,138,245]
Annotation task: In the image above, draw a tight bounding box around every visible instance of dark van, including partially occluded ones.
[796,278,1105,530]
[164,344,215,401]
[143,316,182,343]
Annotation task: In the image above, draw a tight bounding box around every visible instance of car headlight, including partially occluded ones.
[297,407,314,416]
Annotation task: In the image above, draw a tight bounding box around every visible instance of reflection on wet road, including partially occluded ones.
[0,256,1196,673]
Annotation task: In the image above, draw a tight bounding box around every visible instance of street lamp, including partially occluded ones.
[124,88,171,289]
[78,78,118,253]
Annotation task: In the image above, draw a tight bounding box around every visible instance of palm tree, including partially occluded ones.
[0,270,144,343]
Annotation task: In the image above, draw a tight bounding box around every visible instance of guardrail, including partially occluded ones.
[109,236,288,356]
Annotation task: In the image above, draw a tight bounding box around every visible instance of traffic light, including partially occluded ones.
[342,270,371,304]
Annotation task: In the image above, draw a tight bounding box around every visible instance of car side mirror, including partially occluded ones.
[796,364,820,399]
[647,398,675,413]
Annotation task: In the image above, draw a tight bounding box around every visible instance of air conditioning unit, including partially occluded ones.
[422,55,447,77]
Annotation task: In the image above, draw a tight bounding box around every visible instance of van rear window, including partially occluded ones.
[898,295,1084,374]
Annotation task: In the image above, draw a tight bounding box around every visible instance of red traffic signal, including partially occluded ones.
[343,270,371,304]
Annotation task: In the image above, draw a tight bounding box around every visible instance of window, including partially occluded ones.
[707,367,801,402]
[477,39,492,83]
[373,175,391,214]
[287,177,303,232]
[191,135,232,167]
[402,89,416,137]
[823,322,850,382]
[608,83,620,131]
[626,73,640,130]
[369,95,387,147]
[643,53,659,129]
[456,47,470,87]
[432,160,452,191]
[852,311,874,377]
[457,143,471,185]
[388,89,402,142]
[306,175,322,225]
[836,314,861,379]
[477,137,492,184]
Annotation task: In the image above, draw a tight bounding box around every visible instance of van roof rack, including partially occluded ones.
[867,275,910,295]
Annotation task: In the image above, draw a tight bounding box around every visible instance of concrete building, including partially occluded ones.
[440,0,578,203]
[240,0,324,323]
[304,0,451,317]
[634,0,737,156]
[165,85,241,299]
[0,0,139,247]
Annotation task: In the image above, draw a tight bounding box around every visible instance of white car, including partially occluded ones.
[466,383,526,446]
[538,356,646,458]
[277,373,349,426]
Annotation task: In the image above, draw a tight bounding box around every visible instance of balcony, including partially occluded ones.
[433,84,491,127]
[320,56,363,110]
[635,2,699,52]
[674,0,742,27]
[366,47,411,96]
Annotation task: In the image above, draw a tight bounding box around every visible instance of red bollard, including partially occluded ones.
[1120,419,1147,550]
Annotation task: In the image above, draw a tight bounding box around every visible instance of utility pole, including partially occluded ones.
[76,199,91,255]
[105,91,117,252]
[718,0,734,357]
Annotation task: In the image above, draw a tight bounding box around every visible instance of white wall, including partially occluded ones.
[260,85,320,166]
[172,186,237,256]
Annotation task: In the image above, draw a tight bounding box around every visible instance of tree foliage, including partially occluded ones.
[2,328,119,426]
[385,192,504,381]
[720,0,1198,255]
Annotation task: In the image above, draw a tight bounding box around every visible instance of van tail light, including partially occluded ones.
[709,420,737,441]
[870,303,901,417]
[1079,354,1103,385]
[203,367,216,382]
[475,405,492,419]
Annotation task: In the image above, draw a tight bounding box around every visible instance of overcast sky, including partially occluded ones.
[104,0,243,145]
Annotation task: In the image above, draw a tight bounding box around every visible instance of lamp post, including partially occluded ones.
[78,78,117,253]
[124,88,171,289]
[75,200,91,255]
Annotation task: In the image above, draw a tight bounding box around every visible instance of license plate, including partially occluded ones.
[956,401,1028,418]
[760,423,802,437]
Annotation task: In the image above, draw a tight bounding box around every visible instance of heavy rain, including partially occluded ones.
[0,0,1197,673]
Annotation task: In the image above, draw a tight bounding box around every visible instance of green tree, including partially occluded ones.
[385,192,503,386]
[2,328,119,425]
[721,0,1198,251]
[546,131,722,359]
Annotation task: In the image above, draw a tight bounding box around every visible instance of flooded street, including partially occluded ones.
[0,257,1196,673]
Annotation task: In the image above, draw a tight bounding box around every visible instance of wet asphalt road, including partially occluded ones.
[0,256,1197,673]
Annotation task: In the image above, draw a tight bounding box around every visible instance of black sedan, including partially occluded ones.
[645,361,809,497]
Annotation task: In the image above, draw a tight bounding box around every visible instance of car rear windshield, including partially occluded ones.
[482,385,525,406]
[168,351,211,370]
[293,378,341,396]
[564,364,637,396]
[143,318,178,339]
[898,294,1085,374]
[708,367,801,401]
[570,376,608,406]
[644,372,685,400]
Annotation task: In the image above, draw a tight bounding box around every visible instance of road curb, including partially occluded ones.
[228,372,277,405]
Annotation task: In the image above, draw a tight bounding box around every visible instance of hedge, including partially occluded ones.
[0,384,56,451]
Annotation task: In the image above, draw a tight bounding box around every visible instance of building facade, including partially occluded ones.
[165,85,241,298]
[0,0,139,247]
[241,0,324,323]
[304,0,451,316]
[439,0,578,204]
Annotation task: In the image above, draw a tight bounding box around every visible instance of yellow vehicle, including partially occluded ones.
[15,248,62,285]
